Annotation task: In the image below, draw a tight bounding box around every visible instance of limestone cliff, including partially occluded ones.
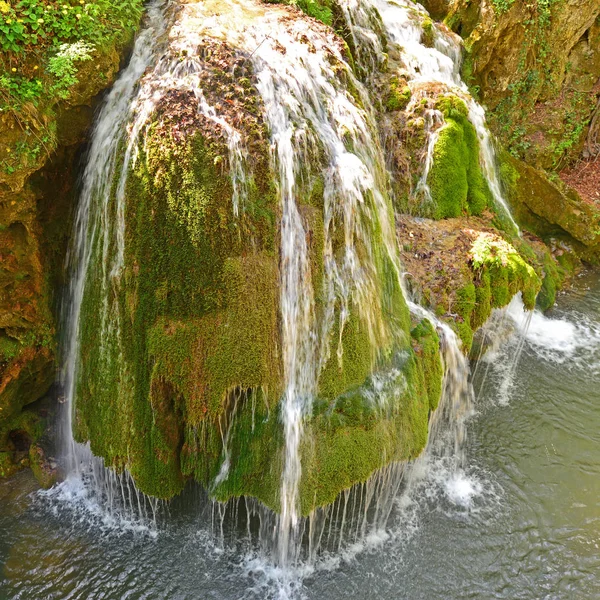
[0,3,142,478]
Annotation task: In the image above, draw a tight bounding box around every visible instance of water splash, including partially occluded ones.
[488,294,600,371]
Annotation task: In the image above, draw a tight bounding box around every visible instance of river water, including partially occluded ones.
[1,271,599,599]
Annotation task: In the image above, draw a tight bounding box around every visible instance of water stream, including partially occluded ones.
[342,0,520,232]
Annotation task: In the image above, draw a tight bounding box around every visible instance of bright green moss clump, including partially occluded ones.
[386,76,412,112]
[421,17,435,47]
[450,232,542,352]
[427,95,493,219]
[296,0,333,25]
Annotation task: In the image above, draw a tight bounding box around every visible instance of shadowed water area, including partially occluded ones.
[1,271,598,600]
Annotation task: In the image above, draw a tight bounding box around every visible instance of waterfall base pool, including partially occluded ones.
[1,271,599,600]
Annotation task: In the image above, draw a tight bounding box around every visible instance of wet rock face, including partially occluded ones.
[0,39,135,475]
[68,0,442,516]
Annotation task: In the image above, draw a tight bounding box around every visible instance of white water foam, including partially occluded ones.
[480,294,600,375]
[506,295,600,366]
[38,472,159,537]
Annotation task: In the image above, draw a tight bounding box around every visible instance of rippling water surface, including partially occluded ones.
[1,272,599,599]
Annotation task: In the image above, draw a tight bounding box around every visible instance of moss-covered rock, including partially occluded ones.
[300,342,438,513]
[0,10,145,478]
[385,76,412,112]
[427,95,492,219]
[29,443,58,489]
[500,152,600,260]
[68,7,443,514]
[397,215,543,353]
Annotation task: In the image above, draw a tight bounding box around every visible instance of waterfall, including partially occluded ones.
[60,0,168,474]
[56,0,477,572]
[238,7,407,564]
[342,0,520,233]
[413,108,444,204]
[59,0,251,509]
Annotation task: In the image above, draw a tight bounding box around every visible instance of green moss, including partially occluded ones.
[454,320,474,353]
[471,270,492,330]
[296,0,333,26]
[455,282,476,320]
[0,409,43,449]
[0,335,21,364]
[300,348,433,514]
[318,308,375,402]
[147,255,281,420]
[411,319,443,411]
[421,17,435,48]
[74,120,280,499]
[71,75,436,512]
[385,76,412,112]
[427,95,493,219]
[536,248,565,312]
[469,232,542,312]
[0,452,20,478]
[209,391,283,511]
[29,443,57,489]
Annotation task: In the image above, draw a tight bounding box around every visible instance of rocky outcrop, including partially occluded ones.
[428,0,600,170]
[501,153,600,259]
[0,26,139,480]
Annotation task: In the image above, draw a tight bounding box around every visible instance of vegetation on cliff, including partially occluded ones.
[0,0,144,481]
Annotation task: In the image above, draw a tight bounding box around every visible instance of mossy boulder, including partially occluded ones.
[29,443,58,489]
[427,95,492,219]
[70,18,442,513]
[397,215,543,353]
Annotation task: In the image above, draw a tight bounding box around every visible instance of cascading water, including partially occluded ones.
[59,0,253,514]
[239,7,409,564]
[342,0,520,233]
[60,0,168,474]
[57,0,478,577]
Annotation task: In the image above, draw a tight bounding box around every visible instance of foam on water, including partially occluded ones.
[480,294,600,380]
[506,295,600,365]
[38,473,159,538]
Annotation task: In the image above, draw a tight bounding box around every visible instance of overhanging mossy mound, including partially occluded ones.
[72,70,443,512]
[397,215,543,353]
